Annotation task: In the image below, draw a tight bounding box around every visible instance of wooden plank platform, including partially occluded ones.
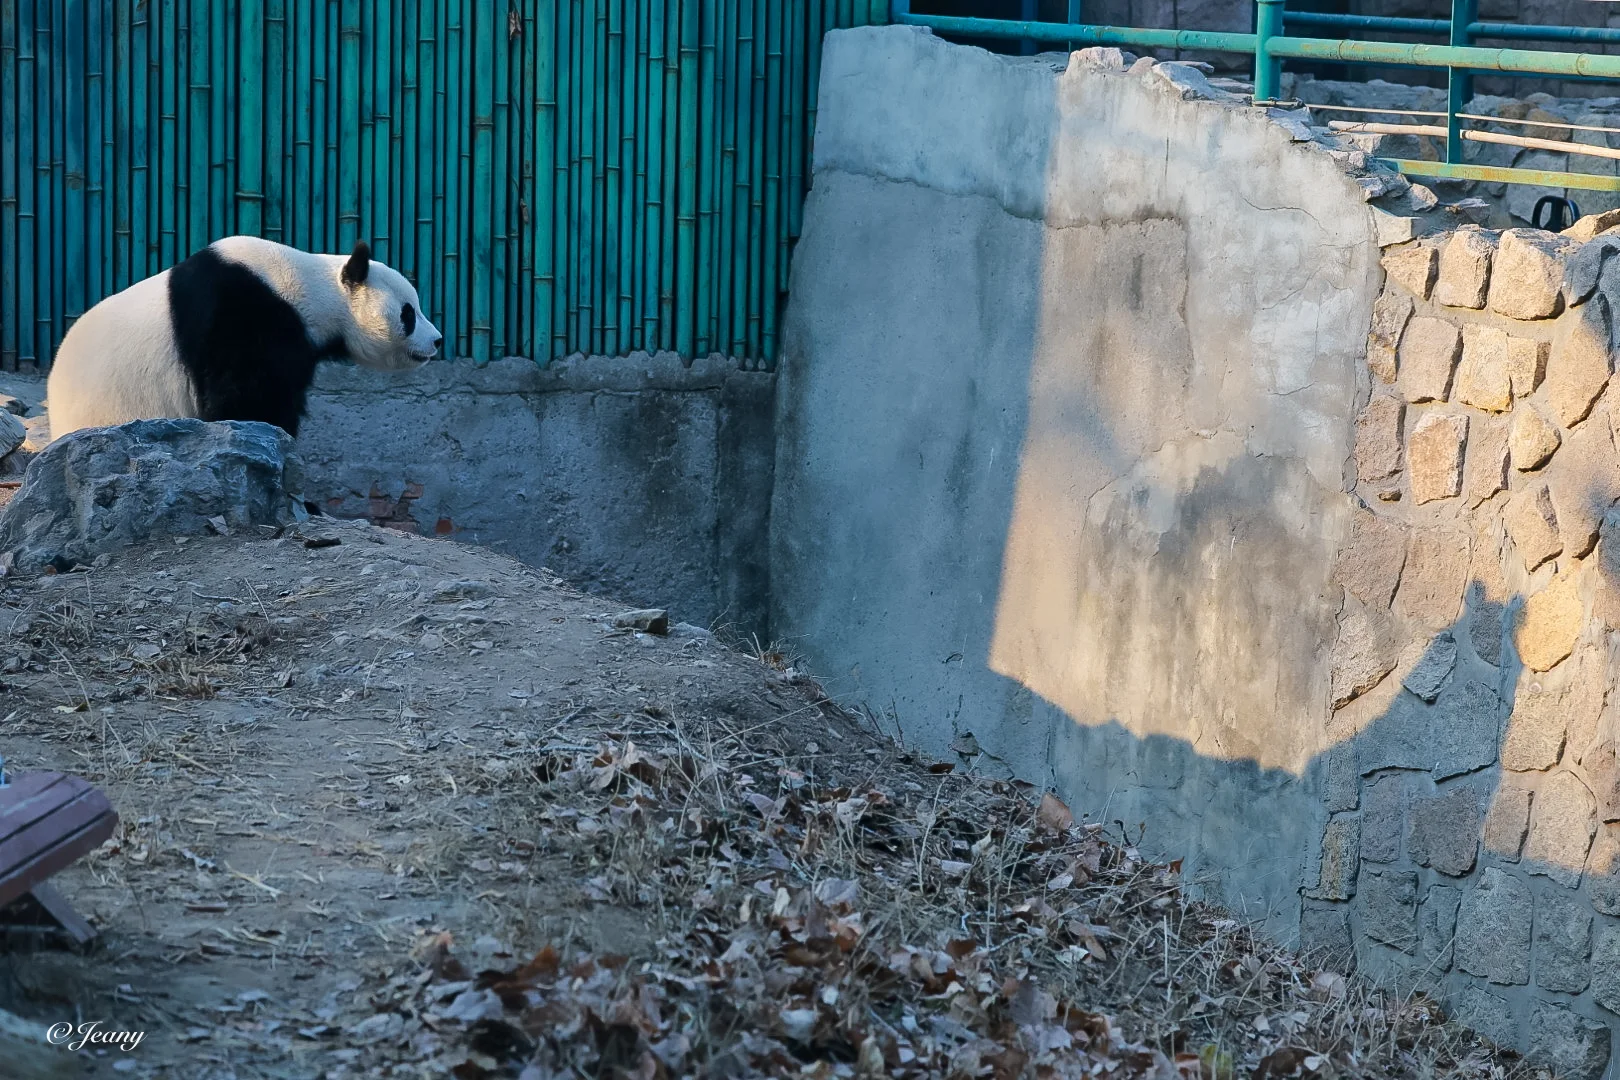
[0,772,117,945]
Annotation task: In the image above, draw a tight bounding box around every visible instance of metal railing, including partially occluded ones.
[889,0,1620,195]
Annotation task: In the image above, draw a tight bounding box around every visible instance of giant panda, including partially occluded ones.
[46,236,441,439]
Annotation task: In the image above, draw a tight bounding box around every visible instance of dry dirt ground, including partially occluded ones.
[0,520,1528,1080]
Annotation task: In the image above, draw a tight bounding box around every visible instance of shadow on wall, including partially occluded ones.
[771,25,1620,1076]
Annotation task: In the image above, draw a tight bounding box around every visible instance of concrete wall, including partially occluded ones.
[774,24,1620,1076]
[773,24,1385,937]
[294,353,774,636]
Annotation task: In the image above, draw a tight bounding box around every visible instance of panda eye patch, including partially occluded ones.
[400,304,416,334]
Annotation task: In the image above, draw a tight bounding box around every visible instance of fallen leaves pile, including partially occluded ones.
[326,720,1524,1080]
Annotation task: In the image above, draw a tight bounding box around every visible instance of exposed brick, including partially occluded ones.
[1381,241,1439,299]
[1435,228,1495,309]
[1400,318,1463,403]
[1408,412,1468,504]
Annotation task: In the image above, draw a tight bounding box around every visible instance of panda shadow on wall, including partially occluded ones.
[43,237,442,470]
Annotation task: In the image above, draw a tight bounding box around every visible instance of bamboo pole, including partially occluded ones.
[360,0,376,259]
[554,0,572,355]
[64,0,83,324]
[1329,117,1620,161]
[516,0,532,355]
[729,0,751,357]
[271,0,287,244]
[786,0,804,250]
[675,0,697,358]
[642,0,662,350]
[535,0,554,359]
[717,0,736,355]
[583,0,600,351]
[602,0,621,354]
[159,0,174,266]
[762,0,782,366]
[626,0,643,353]
[85,0,104,305]
[2,0,18,366]
[444,0,462,353]
[40,0,56,358]
[469,0,492,362]
[188,0,209,254]
[15,0,32,365]
[240,0,265,236]
[338,0,359,250]
[695,0,715,355]
[208,0,224,238]
[659,1,677,351]
[429,0,445,328]
[117,0,134,287]
[496,0,513,357]
[745,0,764,360]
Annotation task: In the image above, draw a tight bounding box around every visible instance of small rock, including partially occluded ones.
[1506,336,1548,397]
[1406,784,1481,877]
[1563,208,1620,243]
[1381,241,1440,299]
[0,411,22,458]
[0,395,26,416]
[1309,816,1360,901]
[1399,318,1463,402]
[1401,633,1456,702]
[1357,868,1418,953]
[1523,770,1597,887]
[1528,1002,1611,1080]
[1462,414,1509,508]
[1514,568,1584,671]
[1483,783,1532,861]
[613,608,670,635]
[1488,228,1577,320]
[1406,412,1468,504]
[1502,669,1567,772]
[1454,325,1513,412]
[1435,228,1495,309]
[1454,867,1532,984]
[1563,234,1620,307]
[1504,484,1562,572]
[1534,889,1592,993]
[1354,393,1406,482]
[1546,292,1613,427]
[433,579,494,602]
[1508,405,1560,470]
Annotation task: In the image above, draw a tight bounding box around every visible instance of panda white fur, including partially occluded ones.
[46,236,441,439]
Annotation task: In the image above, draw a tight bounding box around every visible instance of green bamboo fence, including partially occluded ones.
[0,0,887,372]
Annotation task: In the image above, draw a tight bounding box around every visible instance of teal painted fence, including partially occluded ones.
[0,0,887,372]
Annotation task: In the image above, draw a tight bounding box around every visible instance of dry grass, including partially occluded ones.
[0,524,1535,1080]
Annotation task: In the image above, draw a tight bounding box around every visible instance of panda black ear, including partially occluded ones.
[341,241,372,288]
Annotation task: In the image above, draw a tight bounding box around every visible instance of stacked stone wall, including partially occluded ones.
[1314,213,1620,1078]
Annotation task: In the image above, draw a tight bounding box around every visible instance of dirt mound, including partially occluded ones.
[0,522,1521,1078]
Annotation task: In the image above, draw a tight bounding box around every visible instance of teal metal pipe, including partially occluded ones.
[1447,0,1475,165]
[1254,0,1283,103]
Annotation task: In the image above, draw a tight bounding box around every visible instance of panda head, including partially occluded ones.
[337,242,442,370]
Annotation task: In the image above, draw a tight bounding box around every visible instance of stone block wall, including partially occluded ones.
[1310,218,1620,1078]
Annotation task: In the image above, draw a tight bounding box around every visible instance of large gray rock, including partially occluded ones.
[0,410,23,458]
[0,419,304,572]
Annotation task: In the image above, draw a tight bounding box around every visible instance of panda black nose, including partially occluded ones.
[432,337,443,351]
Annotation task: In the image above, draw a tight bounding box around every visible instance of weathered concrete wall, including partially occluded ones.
[297,353,774,636]
[773,24,1386,937]
[775,23,1620,1076]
